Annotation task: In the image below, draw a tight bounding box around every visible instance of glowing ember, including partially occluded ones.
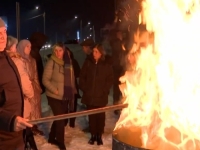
[114,0,200,149]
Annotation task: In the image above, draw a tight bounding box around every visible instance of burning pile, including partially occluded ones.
[114,0,200,149]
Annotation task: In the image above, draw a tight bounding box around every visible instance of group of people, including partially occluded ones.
[0,16,126,150]
[42,39,114,149]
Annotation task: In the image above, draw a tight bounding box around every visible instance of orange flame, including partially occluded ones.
[115,0,200,149]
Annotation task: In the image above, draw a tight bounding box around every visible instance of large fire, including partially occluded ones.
[114,0,200,149]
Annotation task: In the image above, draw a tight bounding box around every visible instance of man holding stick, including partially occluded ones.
[0,18,32,150]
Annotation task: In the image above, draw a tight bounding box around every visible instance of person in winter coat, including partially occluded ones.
[6,36,38,150]
[79,43,113,145]
[17,39,44,136]
[0,18,32,150]
[29,32,48,94]
[109,30,125,115]
[42,42,76,150]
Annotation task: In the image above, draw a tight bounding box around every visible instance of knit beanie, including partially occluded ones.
[0,18,6,28]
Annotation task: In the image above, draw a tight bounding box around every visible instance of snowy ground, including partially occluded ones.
[35,45,120,150]
[35,94,119,150]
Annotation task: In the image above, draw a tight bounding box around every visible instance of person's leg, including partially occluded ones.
[97,112,105,134]
[48,122,56,142]
[113,69,123,115]
[47,96,66,149]
[87,105,98,134]
[96,110,106,145]
[26,127,38,150]
[87,105,98,145]
[47,96,56,142]
[69,95,78,127]
[113,71,121,105]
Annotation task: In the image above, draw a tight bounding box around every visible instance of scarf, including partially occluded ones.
[63,50,75,111]
[50,54,64,66]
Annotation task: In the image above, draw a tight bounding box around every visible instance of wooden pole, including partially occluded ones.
[29,103,128,124]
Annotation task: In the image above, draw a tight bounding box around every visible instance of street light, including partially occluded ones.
[74,16,93,42]
[74,15,83,42]
[26,12,46,34]
[16,2,46,40]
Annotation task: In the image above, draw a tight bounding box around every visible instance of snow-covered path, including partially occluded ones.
[35,94,119,150]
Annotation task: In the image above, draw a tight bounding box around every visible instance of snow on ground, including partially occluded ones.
[35,92,119,150]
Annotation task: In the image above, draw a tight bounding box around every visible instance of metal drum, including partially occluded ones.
[112,127,150,150]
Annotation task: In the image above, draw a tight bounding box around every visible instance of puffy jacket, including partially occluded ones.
[79,57,113,106]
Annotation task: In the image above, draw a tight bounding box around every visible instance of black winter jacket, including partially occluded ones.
[0,51,24,132]
[79,57,113,106]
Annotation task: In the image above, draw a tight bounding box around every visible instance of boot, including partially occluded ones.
[26,127,38,150]
[96,134,103,145]
[27,134,38,150]
[26,128,38,150]
[88,134,96,145]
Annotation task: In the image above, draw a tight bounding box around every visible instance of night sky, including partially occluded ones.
[0,0,115,43]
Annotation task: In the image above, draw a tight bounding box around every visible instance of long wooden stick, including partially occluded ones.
[29,103,128,124]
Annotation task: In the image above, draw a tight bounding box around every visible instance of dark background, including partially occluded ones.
[0,0,116,43]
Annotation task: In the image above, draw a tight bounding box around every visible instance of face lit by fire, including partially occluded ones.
[0,27,7,51]
[54,46,64,59]
[93,48,102,61]
[24,43,31,55]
